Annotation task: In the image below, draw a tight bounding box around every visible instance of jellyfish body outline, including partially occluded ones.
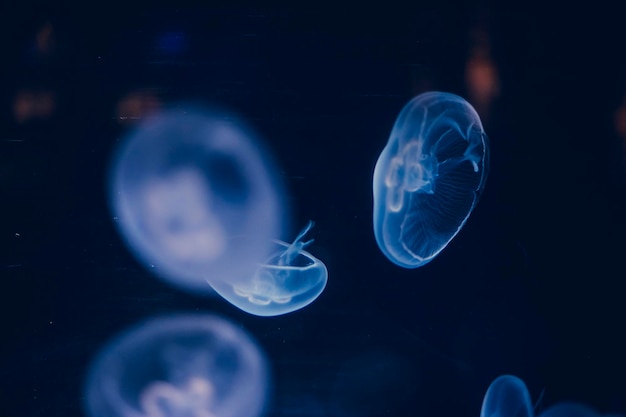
[207,221,328,316]
[108,107,288,294]
[481,375,533,417]
[83,314,269,417]
[481,375,623,417]
[373,91,489,268]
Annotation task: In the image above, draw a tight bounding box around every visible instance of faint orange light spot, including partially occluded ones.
[466,54,500,110]
[13,90,56,123]
[465,24,499,119]
[36,22,56,56]
[116,90,162,125]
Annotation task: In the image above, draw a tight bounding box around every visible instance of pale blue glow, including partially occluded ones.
[481,375,624,417]
[83,314,269,417]
[373,91,489,268]
[208,221,328,316]
[481,375,533,417]
[108,108,287,295]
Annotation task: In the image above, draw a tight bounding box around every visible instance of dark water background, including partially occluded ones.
[1,1,626,416]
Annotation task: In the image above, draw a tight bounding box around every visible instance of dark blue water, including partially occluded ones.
[1,3,626,417]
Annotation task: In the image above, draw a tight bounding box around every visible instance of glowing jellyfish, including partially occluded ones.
[481,375,533,417]
[373,91,489,268]
[83,314,269,417]
[481,375,624,417]
[207,221,328,316]
[108,108,287,294]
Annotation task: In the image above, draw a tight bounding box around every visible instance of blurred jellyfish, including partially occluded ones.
[481,375,533,417]
[83,314,269,417]
[208,221,328,316]
[373,91,489,268]
[108,108,287,294]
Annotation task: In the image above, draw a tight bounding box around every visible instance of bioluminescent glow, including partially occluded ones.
[481,375,533,417]
[208,221,328,316]
[481,375,625,417]
[373,91,489,268]
[83,314,269,417]
[108,108,287,294]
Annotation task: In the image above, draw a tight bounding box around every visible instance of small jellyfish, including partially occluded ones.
[208,221,328,316]
[83,314,269,417]
[373,91,489,268]
[108,108,287,294]
[481,375,533,417]
[481,375,624,417]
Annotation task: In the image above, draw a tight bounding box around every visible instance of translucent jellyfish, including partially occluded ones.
[481,375,626,417]
[108,108,287,294]
[481,375,533,417]
[83,314,269,417]
[207,221,328,316]
[373,91,489,268]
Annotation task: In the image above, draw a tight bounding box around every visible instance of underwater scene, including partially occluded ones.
[2,3,626,417]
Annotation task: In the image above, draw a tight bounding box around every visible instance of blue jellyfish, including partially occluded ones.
[481,375,625,417]
[481,375,533,417]
[207,221,328,316]
[108,108,287,294]
[373,91,489,268]
[83,314,269,417]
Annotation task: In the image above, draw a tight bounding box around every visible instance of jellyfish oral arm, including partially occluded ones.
[277,220,315,266]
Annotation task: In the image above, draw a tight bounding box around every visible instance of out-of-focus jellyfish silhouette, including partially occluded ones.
[83,314,269,417]
[373,91,489,268]
[108,108,287,295]
[481,375,533,417]
[208,220,328,316]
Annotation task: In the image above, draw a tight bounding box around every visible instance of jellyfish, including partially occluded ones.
[481,375,533,417]
[207,221,328,316]
[83,314,269,417]
[108,107,287,294]
[373,91,489,268]
[481,375,625,417]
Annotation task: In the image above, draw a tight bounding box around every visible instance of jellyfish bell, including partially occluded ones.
[208,221,328,317]
[373,91,489,268]
[83,314,270,417]
[481,375,533,417]
[108,106,289,294]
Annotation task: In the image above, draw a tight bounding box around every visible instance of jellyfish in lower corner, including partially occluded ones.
[373,91,489,268]
[481,375,625,417]
[207,221,328,317]
[83,314,269,417]
[481,375,533,417]
[108,107,288,295]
